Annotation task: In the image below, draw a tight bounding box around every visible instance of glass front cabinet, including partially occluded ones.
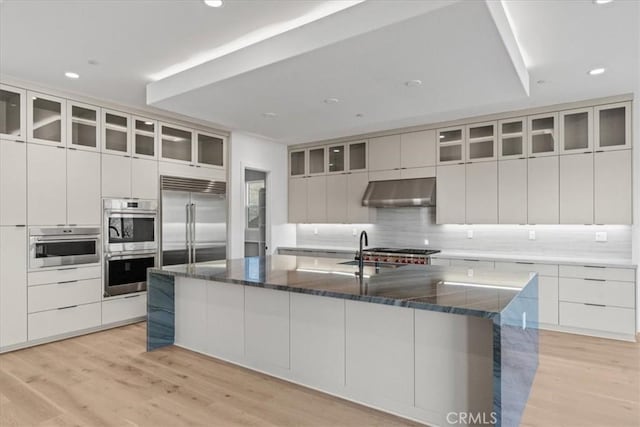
[437,126,465,165]
[348,140,367,171]
[559,107,593,154]
[196,131,225,168]
[28,91,66,145]
[102,109,131,155]
[160,123,193,164]
[466,121,496,162]
[132,117,157,159]
[498,117,526,159]
[67,101,100,151]
[289,149,306,177]
[0,84,26,141]
[594,102,631,151]
[527,113,558,157]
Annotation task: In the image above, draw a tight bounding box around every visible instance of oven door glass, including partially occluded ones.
[107,216,155,251]
[35,240,97,258]
[106,254,155,296]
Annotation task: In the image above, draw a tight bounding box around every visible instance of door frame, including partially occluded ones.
[242,165,270,257]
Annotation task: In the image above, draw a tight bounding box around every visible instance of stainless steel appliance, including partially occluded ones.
[104,251,157,297]
[104,199,157,252]
[103,198,158,297]
[362,177,436,208]
[29,227,100,269]
[160,176,227,266]
[358,247,441,266]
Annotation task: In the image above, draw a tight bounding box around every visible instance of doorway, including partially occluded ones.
[244,169,267,257]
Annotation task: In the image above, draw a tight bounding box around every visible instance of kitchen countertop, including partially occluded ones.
[276,246,636,268]
[150,255,535,320]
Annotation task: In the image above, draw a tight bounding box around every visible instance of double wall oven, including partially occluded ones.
[103,199,158,297]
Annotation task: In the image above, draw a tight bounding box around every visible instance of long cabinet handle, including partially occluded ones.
[57,280,78,284]
[584,278,606,282]
[124,294,141,299]
[583,265,605,269]
[57,305,78,310]
[515,261,534,265]
[186,203,192,265]
[584,303,606,307]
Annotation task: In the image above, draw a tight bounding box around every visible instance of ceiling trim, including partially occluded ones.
[485,0,530,96]
[146,0,460,105]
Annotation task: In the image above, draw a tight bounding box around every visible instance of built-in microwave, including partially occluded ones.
[104,251,156,297]
[103,199,157,253]
[29,227,101,269]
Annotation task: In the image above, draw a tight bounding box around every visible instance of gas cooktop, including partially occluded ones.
[364,248,441,256]
[360,248,441,265]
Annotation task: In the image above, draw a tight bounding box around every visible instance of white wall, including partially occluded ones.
[229,132,295,258]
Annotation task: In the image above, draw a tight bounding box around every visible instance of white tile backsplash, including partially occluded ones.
[296,208,632,260]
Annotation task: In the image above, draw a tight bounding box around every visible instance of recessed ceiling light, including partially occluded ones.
[324,98,340,104]
[204,0,223,7]
[588,67,606,76]
[593,0,613,4]
[405,79,422,87]
[536,79,546,84]
[355,113,364,118]
[65,72,80,79]
[262,112,277,118]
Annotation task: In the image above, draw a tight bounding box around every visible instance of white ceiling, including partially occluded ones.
[1,0,638,144]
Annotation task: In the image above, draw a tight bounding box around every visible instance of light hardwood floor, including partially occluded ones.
[0,323,638,427]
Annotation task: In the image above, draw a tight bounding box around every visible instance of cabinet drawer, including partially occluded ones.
[450,259,494,269]
[559,278,635,308]
[28,302,101,341]
[28,265,101,286]
[559,265,635,282]
[559,302,635,335]
[102,294,147,324]
[28,278,102,313]
[494,261,558,277]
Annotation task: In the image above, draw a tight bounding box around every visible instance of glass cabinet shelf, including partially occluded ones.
[102,110,130,154]
[133,117,156,158]
[528,113,558,157]
[68,102,99,150]
[466,122,496,162]
[437,127,465,164]
[498,118,527,159]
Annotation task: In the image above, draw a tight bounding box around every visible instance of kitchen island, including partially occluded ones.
[147,256,538,427]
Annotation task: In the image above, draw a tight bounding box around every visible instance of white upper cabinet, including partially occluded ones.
[594,102,631,151]
[102,109,131,155]
[0,139,27,225]
[437,126,465,165]
[27,91,66,146]
[27,143,67,225]
[289,149,306,177]
[348,141,367,172]
[0,84,26,141]
[498,158,527,224]
[196,131,225,168]
[132,157,158,200]
[400,130,436,168]
[160,122,193,164]
[498,117,526,160]
[594,150,632,224]
[466,121,497,163]
[559,153,593,224]
[307,146,326,176]
[527,156,559,224]
[327,144,346,174]
[132,117,157,159]
[527,113,558,157]
[67,149,101,225]
[465,161,497,223]
[559,107,593,154]
[326,174,347,221]
[369,135,401,171]
[67,101,100,151]
[436,163,465,224]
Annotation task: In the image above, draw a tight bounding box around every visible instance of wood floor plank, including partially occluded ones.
[1,323,638,426]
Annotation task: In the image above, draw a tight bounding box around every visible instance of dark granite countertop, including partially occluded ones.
[149,255,536,320]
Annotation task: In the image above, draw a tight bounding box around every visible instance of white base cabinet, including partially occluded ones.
[0,227,27,347]
[102,294,147,325]
[28,302,101,341]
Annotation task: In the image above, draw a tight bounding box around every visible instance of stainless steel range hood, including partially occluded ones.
[362,177,436,208]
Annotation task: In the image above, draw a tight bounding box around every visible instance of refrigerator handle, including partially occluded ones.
[191,203,196,264]
[186,203,192,265]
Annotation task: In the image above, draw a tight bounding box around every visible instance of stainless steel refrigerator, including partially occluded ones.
[160,176,227,266]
